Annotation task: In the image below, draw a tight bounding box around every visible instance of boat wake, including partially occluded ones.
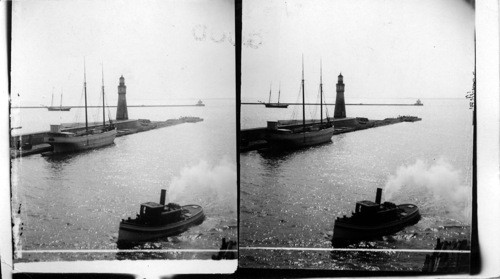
[168,158,237,215]
[383,158,471,224]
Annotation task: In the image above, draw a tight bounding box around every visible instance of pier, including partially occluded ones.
[240,73,422,151]
[10,117,203,158]
[242,102,422,106]
[422,238,470,273]
[240,116,421,152]
[10,75,206,158]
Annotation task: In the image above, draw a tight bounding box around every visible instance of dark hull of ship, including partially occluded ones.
[45,129,117,154]
[265,103,288,108]
[332,204,420,246]
[47,106,71,111]
[118,205,205,243]
[266,126,334,149]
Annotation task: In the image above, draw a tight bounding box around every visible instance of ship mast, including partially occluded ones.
[50,88,54,107]
[268,83,272,103]
[278,82,281,104]
[302,55,305,133]
[320,59,323,125]
[60,88,63,108]
[101,64,106,128]
[84,59,88,133]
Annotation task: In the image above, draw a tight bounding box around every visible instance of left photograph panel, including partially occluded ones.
[10,0,236,263]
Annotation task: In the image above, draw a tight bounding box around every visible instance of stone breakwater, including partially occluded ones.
[240,116,422,152]
[10,117,204,158]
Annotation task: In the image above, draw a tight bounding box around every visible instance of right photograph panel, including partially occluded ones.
[239,0,474,273]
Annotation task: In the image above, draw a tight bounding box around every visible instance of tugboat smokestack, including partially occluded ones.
[375,188,382,204]
[160,189,166,205]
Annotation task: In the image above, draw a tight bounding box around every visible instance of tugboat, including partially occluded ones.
[332,188,420,247]
[118,189,205,244]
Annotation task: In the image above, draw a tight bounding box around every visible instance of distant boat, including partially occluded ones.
[265,103,288,108]
[47,106,71,111]
[44,63,116,154]
[180,116,203,123]
[414,99,423,106]
[263,83,288,108]
[47,89,71,111]
[332,188,421,247]
[196,99,205,106]
[118,189,205,244]
[266,58,334,149]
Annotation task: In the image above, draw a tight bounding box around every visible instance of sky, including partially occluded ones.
[242,0,475,103]
[11,0,235,107]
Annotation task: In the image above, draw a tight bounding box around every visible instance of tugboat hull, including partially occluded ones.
[118,205,205,243]
[333,204,420,246]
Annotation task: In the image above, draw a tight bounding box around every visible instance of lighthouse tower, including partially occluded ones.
[116,75,128,120]
[334,73,346,119]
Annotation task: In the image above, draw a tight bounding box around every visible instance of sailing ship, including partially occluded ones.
[118,189,205,244]
[47,89,71,111]
[266,58,334,149]
[264,83,288,108]
[44,63,117,154]
[332,188,421,247]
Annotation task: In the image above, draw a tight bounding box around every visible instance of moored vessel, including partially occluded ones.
[266,124,334,149]
[45,125,116,153]
[118,189,205,243]
[44,63,116,154]
[332,188,421,247]
[266,58,334,149]
[414,99,423,106]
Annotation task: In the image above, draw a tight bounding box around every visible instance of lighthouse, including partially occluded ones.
[334,73,346,119]
[116,75,128,120]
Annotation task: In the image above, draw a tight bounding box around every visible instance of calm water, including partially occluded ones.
[11,99,237,262]
[240,99,473,271]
